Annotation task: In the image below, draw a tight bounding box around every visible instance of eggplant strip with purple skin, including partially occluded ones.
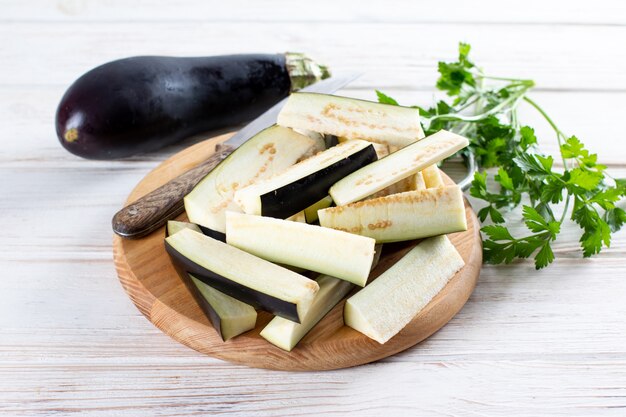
[183,125,323,240]
[166,221,257,341]
[234,140,377,218]
[188,274,257,341]
[260,244,383,351]
[165,228,318,323]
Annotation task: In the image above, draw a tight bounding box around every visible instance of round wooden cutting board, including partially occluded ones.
[113,133,482,371]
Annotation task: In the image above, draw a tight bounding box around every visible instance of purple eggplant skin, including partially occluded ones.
[56,54,292,160]
[169,260,228,341]
[260,144,378,219]
[165,224,229,340]
[198,225,226,243]
[164,240,301,322]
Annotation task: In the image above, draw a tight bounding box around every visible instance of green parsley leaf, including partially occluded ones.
[458,42,473,66]
[567,168,603,191]
[523,205,549,233]
[535,242,555,269]
[590,188,623,210]
[519,126,537,150]
[561,136,586,159]
[495,167,514,190]
[482,225,514,241]
[513,153,554,178]
[540,179,565,204]
[605,207,626,232]
[375,90,399,106]
[580,218,611,257]
[489,206,505,223]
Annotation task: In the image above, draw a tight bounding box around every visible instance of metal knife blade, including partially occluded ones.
[225,73,361,149]
[112,72,361,239]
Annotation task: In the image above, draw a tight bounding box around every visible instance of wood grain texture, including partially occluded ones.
[3,22,626,92]
[112,135,482,370]
[4,0,626,24]
[2,1,626,415]
[112,143,234,238]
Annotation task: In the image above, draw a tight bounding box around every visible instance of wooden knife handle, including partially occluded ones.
[112,144,235,239]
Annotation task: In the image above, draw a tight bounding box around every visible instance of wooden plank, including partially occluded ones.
[0,360,625,416]
[2,0,625,25]
[1,23,625,91]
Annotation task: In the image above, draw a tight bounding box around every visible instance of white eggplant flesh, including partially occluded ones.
[414,171,426,190]
[165,228,319,322]
[233,139,376,217]
[189,275,257,341]
[337,137,390,159]
[422,164,445,188]
[344,235,465,344]
[292,129,326,158]
[366,171,424,200]
[260,274,354,351]
[304,196,333,223]
[329,130,469,205]
[260,244,384,351]
[319,185,467,243]
[184,125,319,235]
[286,210,306,223]
[167,220,201,236]
[371,142,390,159]
[226,212,376,286]
[277,93,425,148]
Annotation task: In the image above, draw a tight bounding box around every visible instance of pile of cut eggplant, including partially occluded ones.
[166,93,470,351]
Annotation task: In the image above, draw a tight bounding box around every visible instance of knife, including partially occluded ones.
[112,73,361,239]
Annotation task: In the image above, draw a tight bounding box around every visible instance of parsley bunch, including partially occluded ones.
[377,43,626,269]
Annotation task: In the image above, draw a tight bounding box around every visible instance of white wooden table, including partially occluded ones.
[2,1,626,415]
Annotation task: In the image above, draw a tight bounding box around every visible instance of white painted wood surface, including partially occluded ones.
[1,1,626,415]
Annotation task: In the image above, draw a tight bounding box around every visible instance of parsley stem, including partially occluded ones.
[560,194,572,224]
[457,123,472,136]
[522,96,569,170]
[522,97,565,137]
[476,74,535,86]
[425,89,528,125]
[521,97,573,224]
[455,95,481,112]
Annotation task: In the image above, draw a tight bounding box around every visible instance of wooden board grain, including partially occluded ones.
[112,133,482,371]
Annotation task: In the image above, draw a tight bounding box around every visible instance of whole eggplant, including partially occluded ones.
[55,53,329,159]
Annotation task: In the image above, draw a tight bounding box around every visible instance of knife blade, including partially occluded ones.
[112,72,361,239]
